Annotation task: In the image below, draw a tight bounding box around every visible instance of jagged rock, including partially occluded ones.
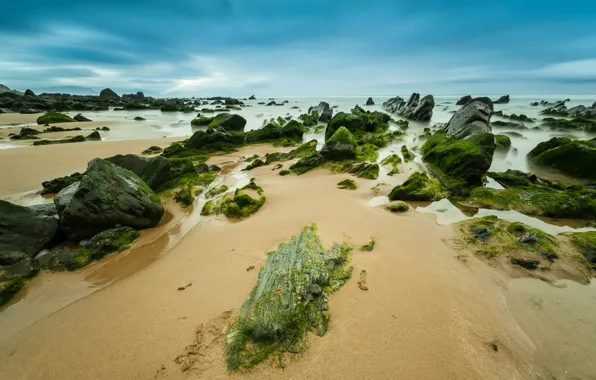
[456,95,472,105]
[444,97,493,139]
[99,88,119,100]
[527,137,596,180]
[74,113,91,122]
[0,200,61,256]
[494,95,510,104]
[245,120,305,144]
[365,97,375,106]
[56,158,164,241]
[382,93,434,121]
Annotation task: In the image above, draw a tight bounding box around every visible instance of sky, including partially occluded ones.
[1,0,596,97]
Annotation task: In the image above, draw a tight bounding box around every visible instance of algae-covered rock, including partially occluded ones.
[245,120,304,145]
[41,248,93,271]
[244,159,266,171]
[0,277,26,306]
[175,186,195,207]
[388,171,444,201]
[337,179,357,190]
[226,225,352,370]
[80,226,141,260]
[56,159,164,241]
[41,172,84,194]
[190,113,247,132]
[36,112,74,124]
[568,232,596,264]
[381,154,401,175]
[206,185,229,198]
[541,117,596,132]
[142,146,162,155]
[201,200,216,216]
[321,126,357,159]
[289,152,326,175]
[495,134,512,150]
[349,162,379,180]
[421,130,495,194]
[527,137,596,180]
[401,145,414,161]
[386,201,409,212]
[185,129,245,152]
[220,182,266,219]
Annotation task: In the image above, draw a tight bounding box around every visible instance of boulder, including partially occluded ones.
[388,171,444,201]
[249,95,256,100]
[73,113,91,122]
[456,95,472,105]
[382,93,434,121]
[190,113,247,132]
[0,200,61,256]
[28,203,58,217]
[444,97,493,139]
[24,89,36,97]
[527,137,596,180]
[56,158,164,241]
[320,126,357,159]
[86,131,101,141]
[36,112,74,124]
[245,120,305,144]
[0,251,29,266]
[494,95,510,104]
[365,97,375,106]
[41,172,84,194]
[315,101,333,123]
[106,154,194,190]
[99,88,119,100]
[80,226,141,260]
[184,129,245,151]
[134,116,146,121]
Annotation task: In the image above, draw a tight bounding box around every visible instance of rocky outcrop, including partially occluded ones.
[56,159,164,241]
[99,88,119,100]
[527,137,596,180]
[190,113,247,132]
[106,154,195,190]
[382,93,434,121]
[245,120,305,144]
[456,95,472,105]
[366,97,375,106]
[493,95,510,104]
[0,200,61,256]
[183,129,245,152]
[444,97,493,139]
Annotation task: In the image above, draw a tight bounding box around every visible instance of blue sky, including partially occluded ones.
[1,0,596,96]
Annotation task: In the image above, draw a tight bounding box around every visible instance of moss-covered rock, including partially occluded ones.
[190,113,247,132]
[206,185,229,198]
[421,130,495,194]
[80,226,141,260]
[226,225,352,370]
[142,146,162,155]
[527,137,596,180]
[175,186,195,207]
[381,154,401,175]
[401,145,414,161]
[33,135,86,146]
[495,134,512,150]
[220,184,266,219]
[184,129,245,152]
[540,117,596,132]
[349,162,379,180]
[279,169,290,176]
[386,201,409,212]
[388,171,444,201]
[337,179,357,190]
[36,112,74,124]
[568,232,596,264]
[201,200,216,216]
[290,153,326,175]
[0,277,26,306]
[355,143,379,162]
[321,126,357,160]
[245,120,305,145]
[244,159,266,171]
[461,170,596,219]
[41,172,84,194]
[41,248,93,271]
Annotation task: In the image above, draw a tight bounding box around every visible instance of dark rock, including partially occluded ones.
[245,120,305,144]
[249,95,256,100]
[0,200,61,256]
[73,113,91,122]
[315,102,333,123]
[365,97,375,106]
[493,95,510,104]
[101,126,110,131]
[56,158,164,241]
[86,131,101,141]
[141,146,162,155]
[388,171,443,201]
[184,129,245,151]
[190,113,247,132]
[41,172,83,194]
[382,93,434,121]
[0,251,29,266]
[510,258,539,270]
[3,258,36,278]
[527,136,596,180]
[471,227,491,242]
[456,95,472,105]
[24,89,36,97]
[80,226,141,260]
[134,116,146,121]
[28,203,58,217]
[444,97,493,139]
[266,101,277,106]
[99,88,119,100]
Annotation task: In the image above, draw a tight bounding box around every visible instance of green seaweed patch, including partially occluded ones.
[226,225,352,370]
[279,169,290,176]
[567,232,596,265]
[175,186,195,207]
[361,237,376,251]
[201,200,216,216]
[381,154,401,175]
[401,145,414,162]
[388,171,445,201]
[337,179,357,190]
[385,201,409,212]
[355,143,379,162]
[206,185,229,198]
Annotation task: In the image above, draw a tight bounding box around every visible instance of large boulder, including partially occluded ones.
[99,88,119,100]
[320,126,357,159]
[444,97,493,139]
[0,200,61,256]
[421,130,496,194]
[106,154,195,190]
[191,113,247,132]
[456,95,472,105]
[382,93,434,121]
[56,158,164,241]
[527,137,596,180]
[388,171,444,201]
[493,95,510,104]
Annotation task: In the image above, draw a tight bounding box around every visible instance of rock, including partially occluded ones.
[266,101,277,106]
[40,248,93,271]
[527,137,596,180]
[0,251,29,266]
[184,129,245,151]
[134,116,146,121]
[245,120,305,144]
[56,158,164,241]
[244,159,266,171]
[86,131,101,141]
[99,88,119,100]
[495,134,512,151]
[80,226,141,260]
[493,95,510,104]
[386,201,409,212]
[174,187,194,207]
[3,258,36,278]
[510,258,539,270]
[24,89,36,97]
[249,95,256,100]
[382,93,434,121]
[0,200,61,256]
[421,131,495,194]
[106,154,194,191]
[348,162,379,180]
[315,101,333,123]
[321,126,357,159]
[569,232,596,264]
[28,203,58,217]
[289,153,326,175]
[36,112,74,124]
[101,126,110,131]
[365,97,375,106]
[73,113,91,122]
[41,172,83,194]
[190,113,247,132]
[444,97,493,139]
[388,171,444,201]
[456,95,472,105]
[471,226,491,242]
[141,146,162,155]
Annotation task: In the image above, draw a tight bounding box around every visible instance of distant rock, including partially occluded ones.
[493,95,510,104]
[382,93,434,121]
[315,101,333,123]
[0,200,61,256]
[56,158,164,241]
[456,95,472,105]
[249,95,256,100]
[99,88,119,100]
[74,113,91,122]
[134,116,145,121]
[365,97,375,106]
[190,113,247,132]
[86,131,101,141]
[24,89,36,97]
[37,112,74,124]
[266,101,277,106]
[444,97,494,139]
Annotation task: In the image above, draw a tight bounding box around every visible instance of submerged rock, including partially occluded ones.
[444,97,493,139]
[0,200,61,256]
[315,101,333,123]
[382,93,434,121]
[86,131,101,141]
[527,137,596,180]
[226,225,352,370]
[56,158,164,241]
